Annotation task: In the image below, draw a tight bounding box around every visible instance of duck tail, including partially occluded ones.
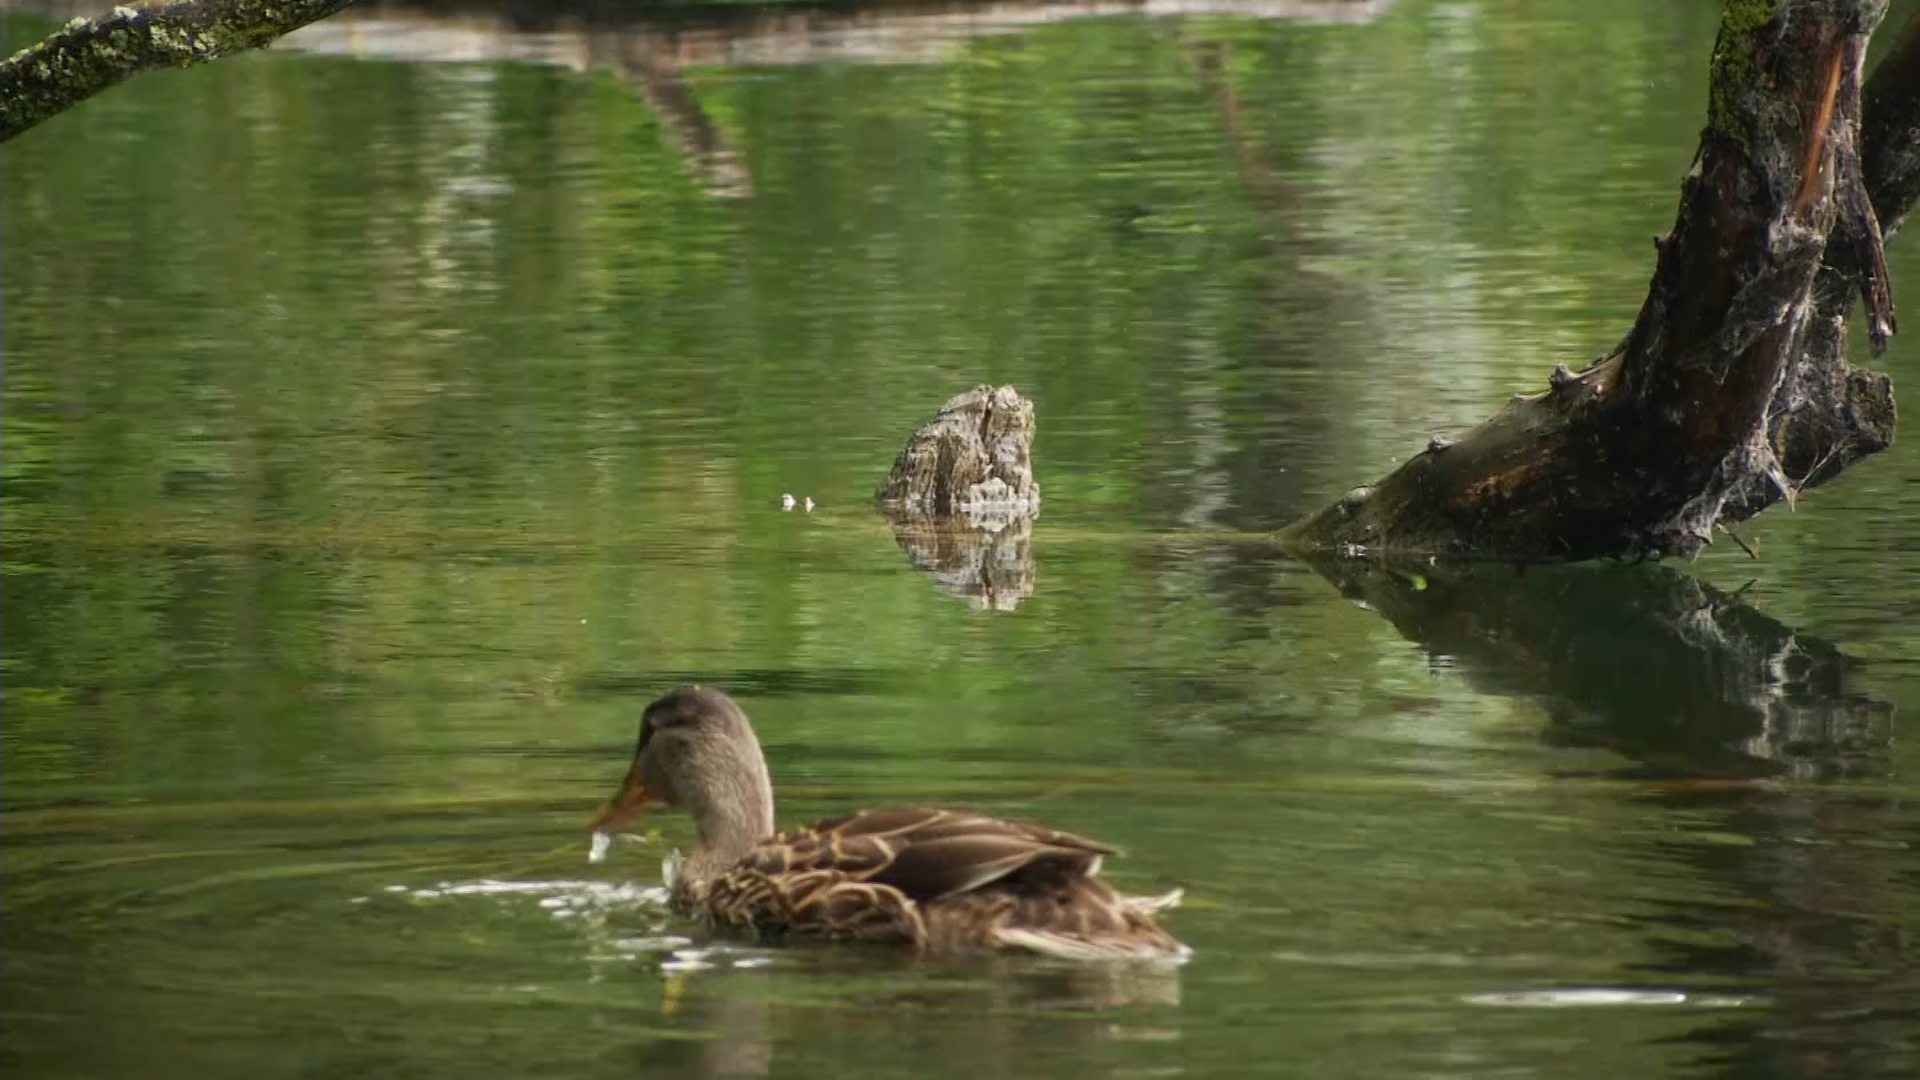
[1123,887,1185,915]
[995,926,1192,962]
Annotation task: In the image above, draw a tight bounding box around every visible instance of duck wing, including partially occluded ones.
[739,807,1115,901]
[715,807,1186,959]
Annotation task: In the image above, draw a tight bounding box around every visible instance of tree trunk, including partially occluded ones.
[1284,1,1915,563]
[0,0,359,144]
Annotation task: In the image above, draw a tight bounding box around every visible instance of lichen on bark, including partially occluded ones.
[1,0,359,143]
[875,385,1041,520]
[1708,0,1788,153]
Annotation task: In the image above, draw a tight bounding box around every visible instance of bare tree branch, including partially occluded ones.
[1,0,359,143]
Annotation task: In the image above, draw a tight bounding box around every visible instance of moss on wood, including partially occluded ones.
[1,0,359,143]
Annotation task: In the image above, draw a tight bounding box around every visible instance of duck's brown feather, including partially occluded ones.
[699,806,1185,959]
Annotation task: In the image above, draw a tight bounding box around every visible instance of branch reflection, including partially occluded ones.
[1306,558,1892,779]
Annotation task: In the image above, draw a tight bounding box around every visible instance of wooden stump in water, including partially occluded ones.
[877,385,1040,609]
[875,385,1040,519]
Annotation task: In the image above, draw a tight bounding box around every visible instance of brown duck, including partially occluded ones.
[587,686,1188,961]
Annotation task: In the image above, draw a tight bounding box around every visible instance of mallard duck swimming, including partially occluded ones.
[587,686,1188,961]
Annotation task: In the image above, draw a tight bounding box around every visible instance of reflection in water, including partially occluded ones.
[1176,35,1366,535]
[25,0,1402,209]
[6,1,1920,1078]
[624,949,1183,1078]
[885,514,1037,611]
[1306,559,1895,780]
[1189,38,1310,249]
[632,972,775,1077]
[1643,780,1919,1080]
[1307,557,1910,1077]
[263,0,1398,68]
[601,31,751,199]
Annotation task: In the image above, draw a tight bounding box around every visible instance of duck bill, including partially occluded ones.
[587,763,657,832]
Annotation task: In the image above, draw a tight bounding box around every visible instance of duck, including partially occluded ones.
[587,685,1188,961]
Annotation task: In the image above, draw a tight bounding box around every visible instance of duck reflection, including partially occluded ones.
[621,950,1182,1078]
[629,968,774,1077]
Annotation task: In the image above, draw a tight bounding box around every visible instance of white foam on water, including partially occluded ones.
[612,935,695,953]
[370,877,775,974]
[379,878,671,913]
[1466,988,1748,1008]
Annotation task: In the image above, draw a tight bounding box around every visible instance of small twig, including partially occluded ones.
[1717,522,1761,560]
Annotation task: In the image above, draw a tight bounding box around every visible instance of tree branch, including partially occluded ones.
[1717,5,1920,522]
[1862,8,1920,241]
[1282,0,1903,563]
[0,0,359,144]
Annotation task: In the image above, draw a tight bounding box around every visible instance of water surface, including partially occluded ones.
[5,1,1920,1077]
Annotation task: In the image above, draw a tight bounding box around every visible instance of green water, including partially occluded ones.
[5,1,1920,1077]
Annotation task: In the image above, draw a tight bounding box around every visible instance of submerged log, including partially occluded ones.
[875,384,1041,519]
[0,0,359,143]
[1285,0,1915,562]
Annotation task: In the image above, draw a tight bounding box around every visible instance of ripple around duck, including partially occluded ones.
[366,876,780,974]
[0,798,782,1006]
[371,876,669,908]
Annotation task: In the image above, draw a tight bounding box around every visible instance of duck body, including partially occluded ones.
[700,806,1186,959]
[591,687,1187,961]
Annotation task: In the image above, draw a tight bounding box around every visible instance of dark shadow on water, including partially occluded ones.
[1304,556,1909,1079]
[1304,557,1894,781]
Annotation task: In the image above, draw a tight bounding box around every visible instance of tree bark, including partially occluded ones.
[0,0,359,144]
[875,385,1042,519]
[1284,0,1913,563]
